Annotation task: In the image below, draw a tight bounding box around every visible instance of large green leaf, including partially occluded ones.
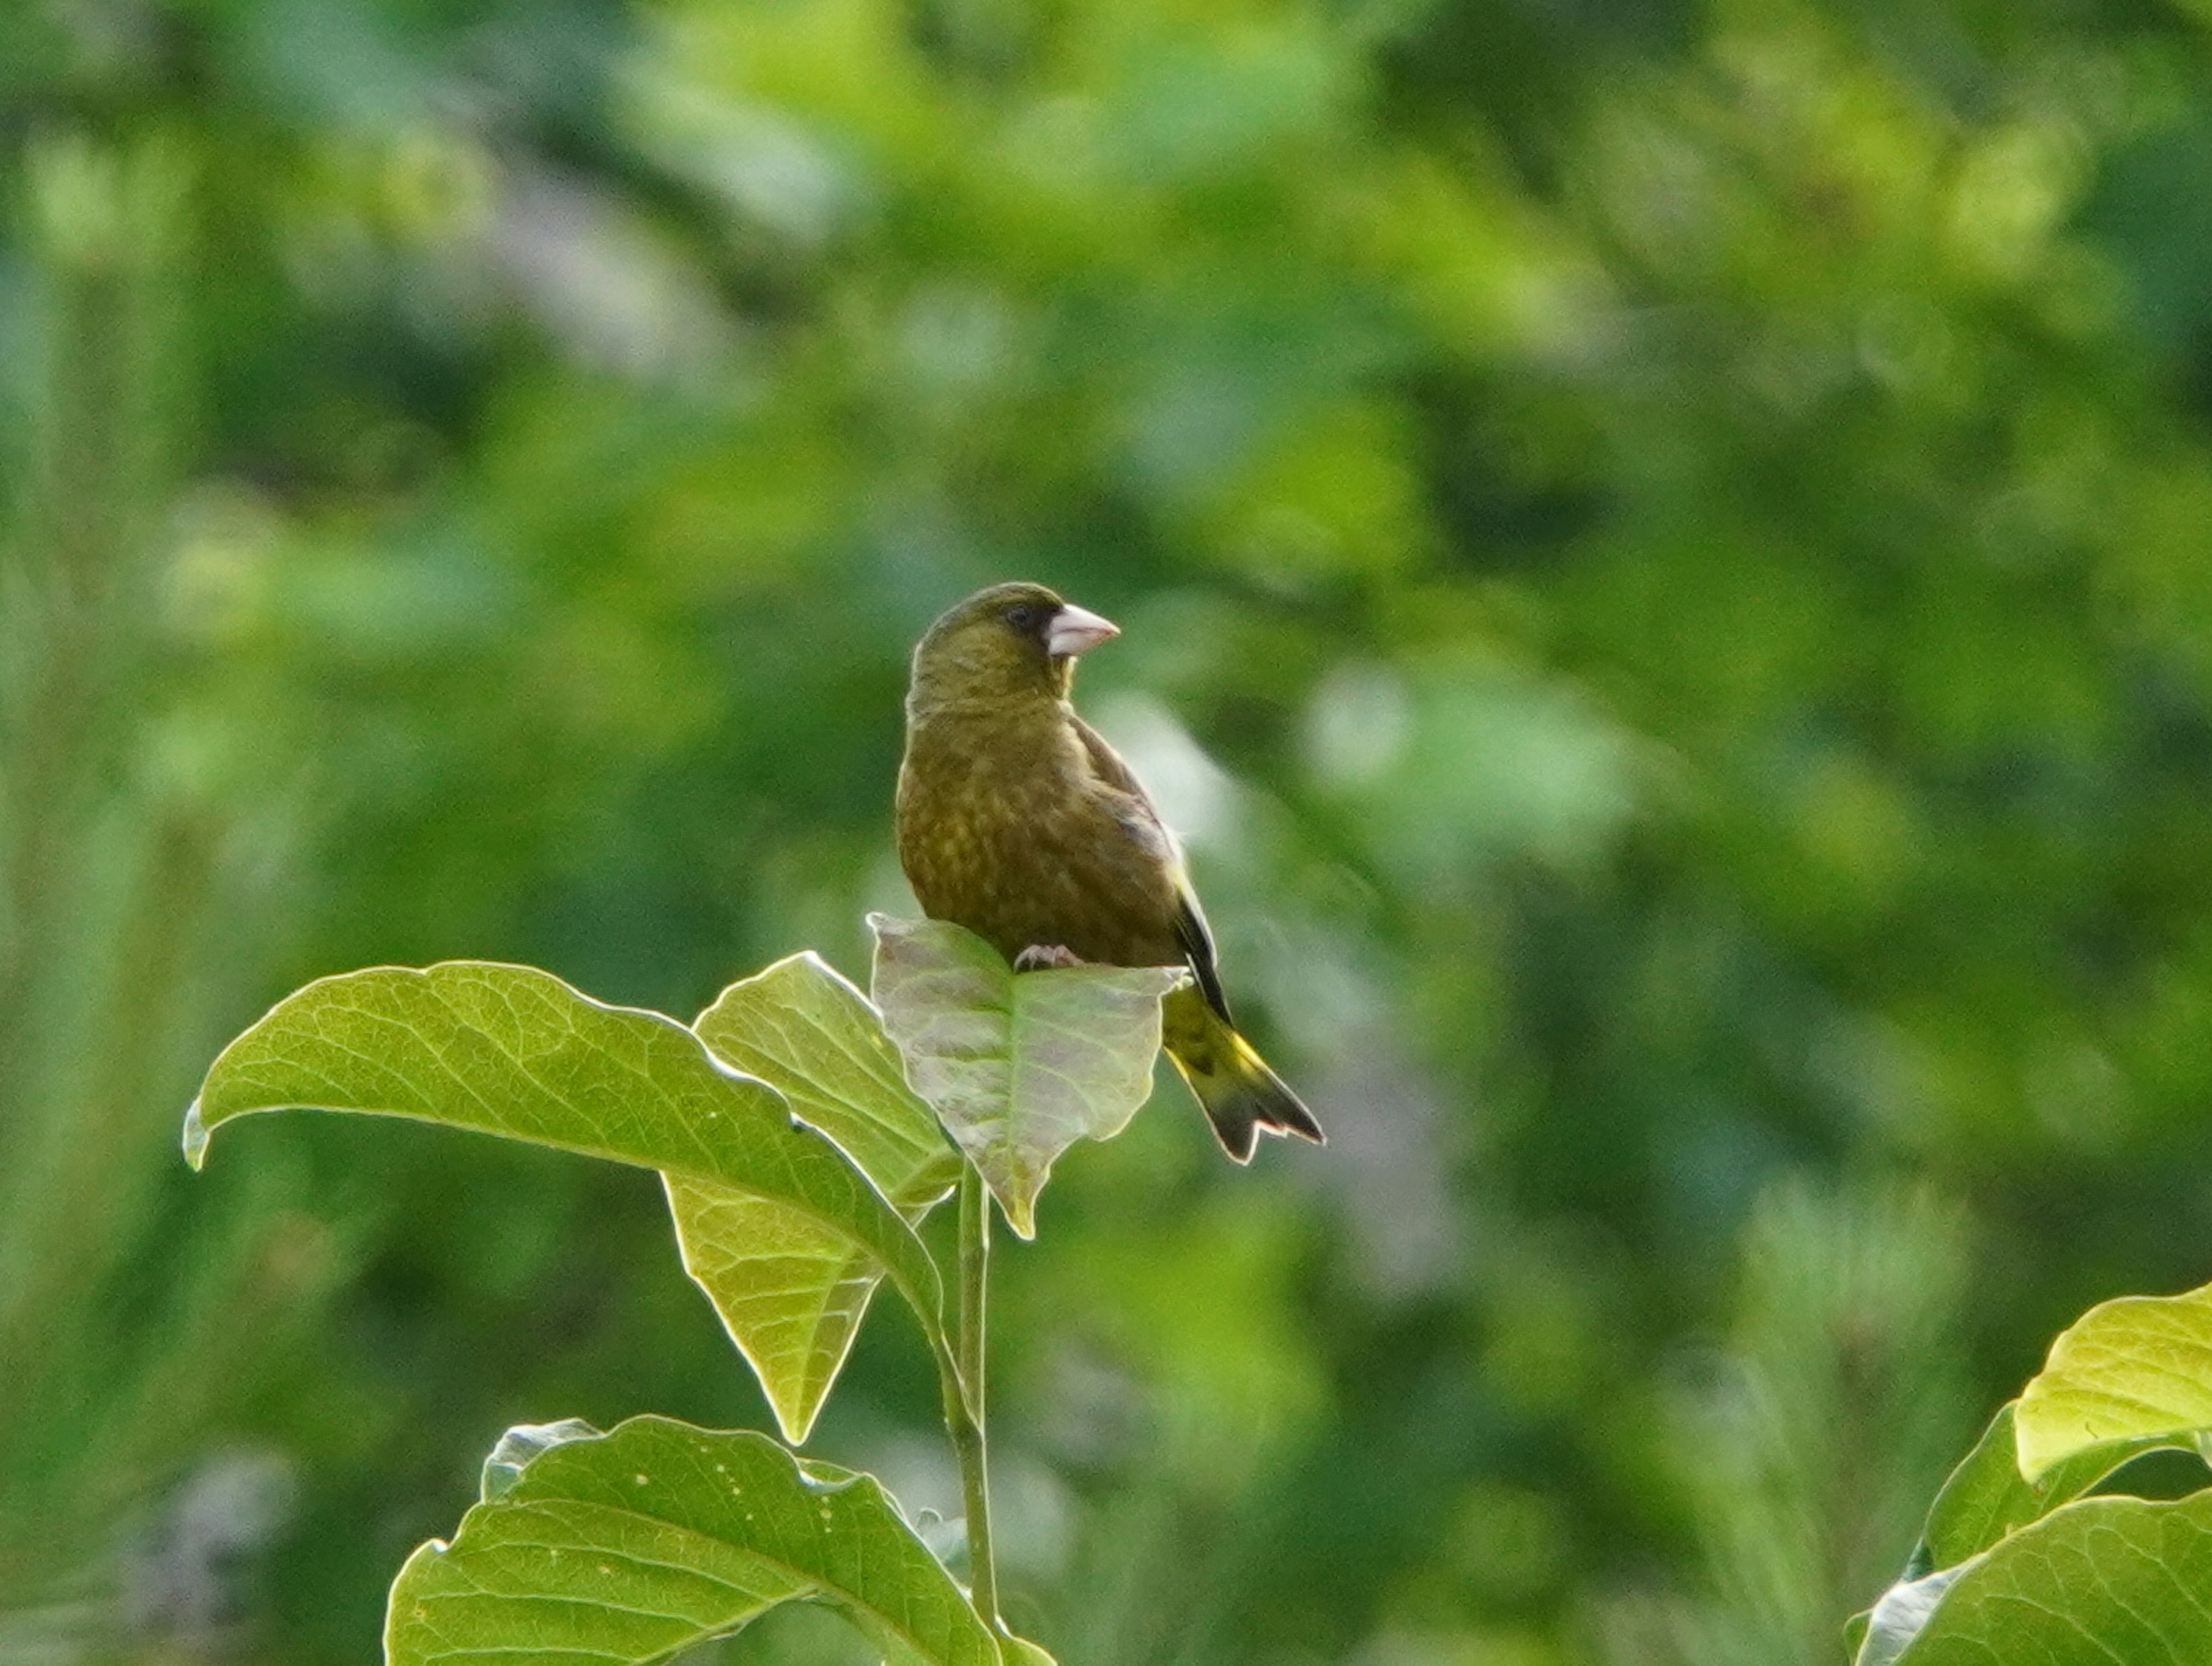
[386,1415,1003,1666]
[1853,1401,2188,1664]
[1861,1492,2212,1665]
[183,962,942,1341]
[1913,1399,2178,1570]
[2016,1281,2212,1478]
[675,953,962,1444]
[867,916,1184,1239]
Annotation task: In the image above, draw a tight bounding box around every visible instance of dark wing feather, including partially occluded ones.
[1069,714,1236,1023]
[1173,891,1234,1024]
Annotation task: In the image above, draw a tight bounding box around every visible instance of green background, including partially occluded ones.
[8,0,2212,1660]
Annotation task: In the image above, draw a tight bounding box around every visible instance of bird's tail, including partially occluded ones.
[1161,984,1324,1163]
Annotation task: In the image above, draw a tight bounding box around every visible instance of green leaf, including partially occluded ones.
[482,1420,600,1502]
[1872,1492,2212,1665]
[385,1415,1000,1666]
[867,916,1184,1239]
[2016,1281,2212,1478]
[695,952,961,1202]
[662,1175,885,1447]
[183,962,943,1346]
[1853,1565,1965,1666]
[1911,1399,2178,1571]
[675,953,963,1444]
[1843,1608,1869,1659]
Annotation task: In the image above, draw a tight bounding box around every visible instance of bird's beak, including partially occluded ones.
[1047,603,1120,658]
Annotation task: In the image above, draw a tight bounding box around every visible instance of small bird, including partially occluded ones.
[895,580,1324,1161]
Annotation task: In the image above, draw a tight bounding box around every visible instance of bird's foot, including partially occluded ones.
[1014,944,1086,971]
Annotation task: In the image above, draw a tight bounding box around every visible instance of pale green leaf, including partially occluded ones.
[675,953,961,1444]
[663,1177,885,1446]
[867,916,1183,1239]
[2016,1281,2212,1478]
[695,952,960,1203]
[183,962,942,1345]
[385,1415,999,1666]
[1872,1492,2212,1665]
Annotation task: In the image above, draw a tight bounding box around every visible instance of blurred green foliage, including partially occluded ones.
[10,0,2212,1660]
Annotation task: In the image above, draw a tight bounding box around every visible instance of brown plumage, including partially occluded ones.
[894,581,1324,1162]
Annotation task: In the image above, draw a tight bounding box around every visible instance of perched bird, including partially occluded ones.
[895,580,1324,1161]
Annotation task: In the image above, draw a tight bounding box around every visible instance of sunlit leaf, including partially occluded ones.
[662,1178,885,1446]
[675,952,962,1443]
[868,916,1183,1239]
[385,1415,1000,1666]
[1909,1399,2177,1570]
[183,962,942,1344]
[695,952,960,1200]
[1868,1492,2212,1665]
[2016,1281,2212,1478]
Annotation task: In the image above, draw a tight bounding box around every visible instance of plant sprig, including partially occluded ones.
[184,920,1172,1665]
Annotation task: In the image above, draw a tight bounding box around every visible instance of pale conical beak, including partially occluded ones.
[1047,602,1119,657]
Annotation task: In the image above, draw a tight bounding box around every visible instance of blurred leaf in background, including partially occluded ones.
[13,0,2212,1660]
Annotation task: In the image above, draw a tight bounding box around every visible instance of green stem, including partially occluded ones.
[949,1162,998,1629]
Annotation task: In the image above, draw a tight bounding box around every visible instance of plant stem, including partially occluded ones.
[949,1162,998,1629]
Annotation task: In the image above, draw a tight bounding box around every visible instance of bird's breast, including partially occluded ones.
[896,707,1181,969]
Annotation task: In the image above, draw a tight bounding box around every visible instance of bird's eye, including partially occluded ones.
[1003,603,1040,631]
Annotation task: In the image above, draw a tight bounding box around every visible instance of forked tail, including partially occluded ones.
[1161,985,1324,1163]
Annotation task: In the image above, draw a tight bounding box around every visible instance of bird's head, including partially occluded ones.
[907,581,1120,711]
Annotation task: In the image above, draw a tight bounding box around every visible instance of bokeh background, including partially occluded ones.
[9,0,2212,1660]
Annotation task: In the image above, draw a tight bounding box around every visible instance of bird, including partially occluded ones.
[895,580,1324,1162]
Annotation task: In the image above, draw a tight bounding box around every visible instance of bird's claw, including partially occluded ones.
[1014,944,1085,971]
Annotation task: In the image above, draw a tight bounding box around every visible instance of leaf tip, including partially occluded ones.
[766,1386,823,1447]
[181,1097,209,1170]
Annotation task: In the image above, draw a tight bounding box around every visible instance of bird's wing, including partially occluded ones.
[1172,887,1234,1024]
[1070,714,1236,1024]
[1067,711,1151,803]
